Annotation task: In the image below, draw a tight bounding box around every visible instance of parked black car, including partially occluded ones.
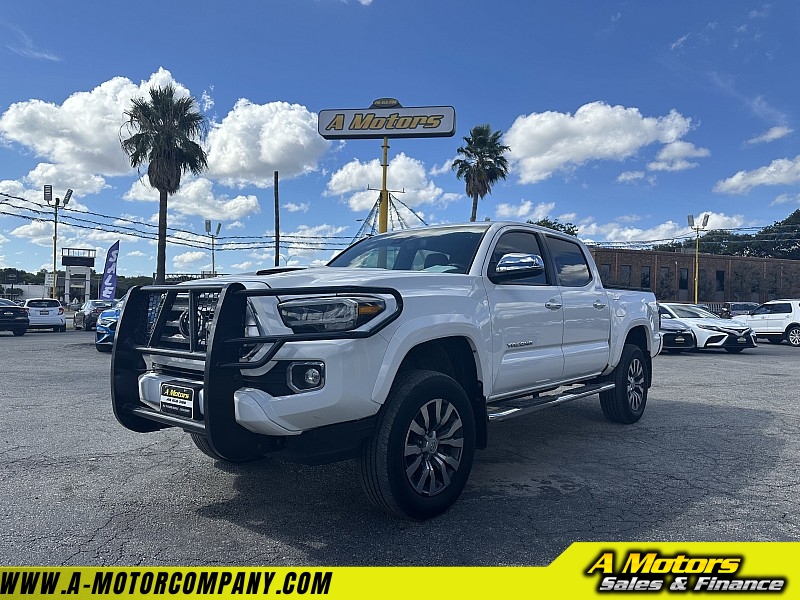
[73,300,115,330]
[0,298,29,336]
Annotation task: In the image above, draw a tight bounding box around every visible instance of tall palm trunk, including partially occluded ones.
[155,189,168,284]
[470,194,479,222]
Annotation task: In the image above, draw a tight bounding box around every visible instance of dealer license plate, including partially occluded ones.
[159,381,202,420]
[674,336,684,342]
[39,310,49,315]
[737,337,746,344]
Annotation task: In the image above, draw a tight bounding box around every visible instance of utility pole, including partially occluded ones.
[274,170,280,267]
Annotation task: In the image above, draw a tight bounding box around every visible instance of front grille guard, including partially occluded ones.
[111,281,403,461]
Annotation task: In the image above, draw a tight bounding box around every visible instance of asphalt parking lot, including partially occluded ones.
[0,330,797,566]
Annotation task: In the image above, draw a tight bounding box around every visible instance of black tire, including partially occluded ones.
[767,336,784,345]
[73,317,81,330]
[665,349,683,354]
[95,344,112,353]
[359,369,475,520]
[786,326,800,348]
[12,328,26,337]
[724,347,745,353]
[599,344,648,424]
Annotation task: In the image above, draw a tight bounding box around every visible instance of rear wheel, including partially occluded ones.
[786,326,800,347]
[599,344,648,424]
[767,336,784,345]
[359,370,475,520]
[12,328,26,337]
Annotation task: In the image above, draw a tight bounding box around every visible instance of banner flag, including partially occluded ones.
[99,241,120,301]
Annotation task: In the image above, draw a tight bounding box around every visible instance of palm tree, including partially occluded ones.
[121,85,208,284]
[452,124,510,222]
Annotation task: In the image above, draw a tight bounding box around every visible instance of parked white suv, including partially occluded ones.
[732,299,800,347]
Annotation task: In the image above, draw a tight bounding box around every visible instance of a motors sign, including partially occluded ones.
[318,104,456,140]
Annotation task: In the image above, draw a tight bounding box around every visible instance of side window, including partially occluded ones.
[489,231,548,286]
[546,236,593,287]
[772,303,791,314]
[752,305,770,315]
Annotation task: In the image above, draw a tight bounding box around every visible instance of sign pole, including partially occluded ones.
[379,137,389,233]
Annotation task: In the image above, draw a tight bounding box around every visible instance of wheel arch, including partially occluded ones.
[379,335,487,450]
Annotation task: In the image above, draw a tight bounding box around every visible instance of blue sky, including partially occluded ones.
[1,1,799,276]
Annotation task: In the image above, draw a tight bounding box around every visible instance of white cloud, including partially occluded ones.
[326,152,444,213]
[671,33,690,51]
[173,251,208,270]
[745,126,792,145]
[647,141,709,172]
[206,100,330,187]
[4,24,60,61]
[428,158,455,177]
[0,68,182,189]
[495,200,555,221]
[123,177,260,221]
[578,211,747,244]
[769,193,800,206]
[714,155,800,194]
[283,202,310,213]
[617,171,645,183]
[505,102,693,184]
[231,260,256,271]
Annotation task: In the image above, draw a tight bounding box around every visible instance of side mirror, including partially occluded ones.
[661,313,673,319]
[490,253,545,283]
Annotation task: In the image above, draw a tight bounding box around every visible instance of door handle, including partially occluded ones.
[545,300,563,310]
[593,300,607,309]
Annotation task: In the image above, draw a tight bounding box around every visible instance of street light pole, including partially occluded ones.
[687,213,709,304]
[45,186,72,299]
[205,220,221,276]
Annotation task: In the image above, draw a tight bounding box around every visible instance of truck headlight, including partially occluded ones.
[278,296,385,333]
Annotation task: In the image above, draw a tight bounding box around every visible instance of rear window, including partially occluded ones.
[27,299,60,308]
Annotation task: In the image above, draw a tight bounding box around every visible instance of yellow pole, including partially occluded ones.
[52,201,58,299]
[378,136,389,234]
[694,227,699,304]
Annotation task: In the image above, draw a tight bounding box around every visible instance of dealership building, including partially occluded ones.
[589,247,800,304]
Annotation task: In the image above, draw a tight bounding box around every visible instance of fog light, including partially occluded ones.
[287,361,325,393]
[304,368,321,386]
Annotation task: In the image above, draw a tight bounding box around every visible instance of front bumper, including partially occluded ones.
[697,329,757,349]
[661,330,696,351]
[111,282,402,463]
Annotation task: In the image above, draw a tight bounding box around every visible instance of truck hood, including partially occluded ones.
[184,266,480,295]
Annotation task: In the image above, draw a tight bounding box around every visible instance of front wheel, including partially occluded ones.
[359,370,475,520]
[724,347,745,353]
[786,326,800,347]
[599,344,648,424]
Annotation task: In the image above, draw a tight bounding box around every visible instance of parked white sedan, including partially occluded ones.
[22,298,67,332]
[658,303,756,353]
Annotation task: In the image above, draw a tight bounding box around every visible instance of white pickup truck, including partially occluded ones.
[111,222,661,519]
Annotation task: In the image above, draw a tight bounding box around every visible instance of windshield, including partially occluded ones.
[328,227,486,274]
[668,305,719,319]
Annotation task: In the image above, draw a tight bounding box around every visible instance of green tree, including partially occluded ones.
[452,124,510,222]
[529,217,579,236]
[121,85,208,284]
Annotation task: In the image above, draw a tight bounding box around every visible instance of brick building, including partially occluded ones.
[588,247,800,303]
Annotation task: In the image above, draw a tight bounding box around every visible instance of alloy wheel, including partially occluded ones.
[403,398,464,497]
